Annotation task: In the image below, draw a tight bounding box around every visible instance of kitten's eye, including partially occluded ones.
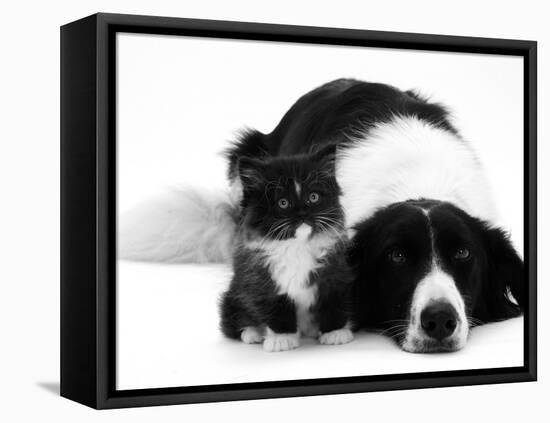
[453,247,471,261]
[389,249,407,265]
[278,198,290,209]
[309,192,320,203]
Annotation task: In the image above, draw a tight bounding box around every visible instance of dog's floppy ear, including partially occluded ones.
[347,219,380,328]
[475,225,524,321]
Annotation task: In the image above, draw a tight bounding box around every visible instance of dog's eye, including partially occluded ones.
[278,198,290,209]
[389,249,407,264]
[309,192,320,203]
[453,247,471,261]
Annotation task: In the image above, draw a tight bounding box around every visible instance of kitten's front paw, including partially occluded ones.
[263,333,300,352]
[319,328,354,345]
[240,326,263,344]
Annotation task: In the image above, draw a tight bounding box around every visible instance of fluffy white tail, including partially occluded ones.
[118,186,238,263]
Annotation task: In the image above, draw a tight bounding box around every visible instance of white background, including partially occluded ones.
[116,32,524,389]
[118,33,524,243]
[1,0,547,422]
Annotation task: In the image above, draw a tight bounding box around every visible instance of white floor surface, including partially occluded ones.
[117,261,523,390]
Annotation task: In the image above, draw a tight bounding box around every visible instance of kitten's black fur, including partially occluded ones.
[220,145,354,349]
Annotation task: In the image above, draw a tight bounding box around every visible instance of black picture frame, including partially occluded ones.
[60,12,537,409]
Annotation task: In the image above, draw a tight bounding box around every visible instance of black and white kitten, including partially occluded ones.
[220,145,354,352]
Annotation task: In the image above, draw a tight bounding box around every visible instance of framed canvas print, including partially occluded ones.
[60,13,537,409]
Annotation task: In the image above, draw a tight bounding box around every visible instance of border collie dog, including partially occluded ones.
[120,78,524,353]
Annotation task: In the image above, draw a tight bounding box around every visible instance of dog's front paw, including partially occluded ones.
[319,328,354,345]
[263,332,299,352]
[240,326,263,344]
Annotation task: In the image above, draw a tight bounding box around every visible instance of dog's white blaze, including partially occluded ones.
[336,116,498,228]
[246,224,337,336]
[402,266,469,352]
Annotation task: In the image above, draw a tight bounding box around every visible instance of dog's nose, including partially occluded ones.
[420,301,458,341]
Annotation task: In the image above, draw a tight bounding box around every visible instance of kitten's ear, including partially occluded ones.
[313,143,337,173]
[238,157,265,190]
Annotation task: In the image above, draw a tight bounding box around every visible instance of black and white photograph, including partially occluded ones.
[114,29,528,390]
[5,0,549,420]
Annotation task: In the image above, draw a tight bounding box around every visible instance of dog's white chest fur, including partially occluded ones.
[247,224,336,335]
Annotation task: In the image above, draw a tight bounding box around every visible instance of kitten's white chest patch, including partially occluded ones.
[247,225,336,310]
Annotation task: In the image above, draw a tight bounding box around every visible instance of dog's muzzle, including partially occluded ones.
[401,267,468,353]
